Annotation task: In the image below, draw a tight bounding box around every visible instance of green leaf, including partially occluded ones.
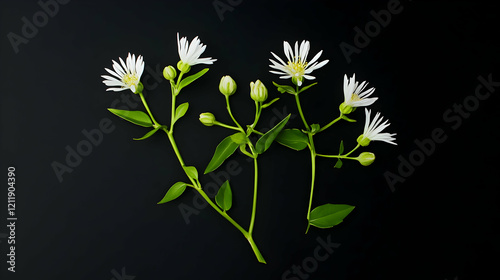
[262,97,280,109]
[272,81,296,94]
[108,108,153,127]
[276,129,309,151]
[341,115,357,122]
[309,204,355,228]
[183,166,198,181]
[173,102,189,123]
[178,68,209,91]
[157,182,188,204]
[133,127,160,140]
[215,181,232,211]
[297,82,318,94]
[230,132,248,145]
[255,114,291,154]
[334,159,343,168]
[204,135,239,174]
[339,140,344,154]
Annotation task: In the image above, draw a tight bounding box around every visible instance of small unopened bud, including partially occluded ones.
[177,61,191,73]
[133,82,144,94]
[339,102,354,115]
[356,152,375,166]
[199,112,216,126]
[163,65,177,80]
[357,134,371,147]
[291,76,303,86]
[219,75,237,96]
[250,80,268,102]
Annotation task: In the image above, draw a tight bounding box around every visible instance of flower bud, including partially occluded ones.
[339,102,354,115]
[356,134,371,147]
[219,75,237,96]
[356,152,375,166]
[199,112,216,126]
[177,60,191,73]
[291,76,303,86]
[163,65,177,80]
[250,80,268,102]
[133,82,144,94]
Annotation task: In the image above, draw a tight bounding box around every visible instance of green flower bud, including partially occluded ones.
[356,152,375,166]
[339,102,354,114]
[163,65,177,81]
[219,75,237,96]
[250,80,268,102]
[199,112,216,126]
[291,76,303,86]
[177,61,191,73]
[357,134,371,147]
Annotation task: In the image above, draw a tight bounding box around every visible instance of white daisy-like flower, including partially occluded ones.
[343,74,378,108]
[177,33,216,67]
[102,53,145,93]
[269,40,329,86]
[357,108,397,146]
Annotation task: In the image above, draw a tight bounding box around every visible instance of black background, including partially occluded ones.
[1,0,499,279]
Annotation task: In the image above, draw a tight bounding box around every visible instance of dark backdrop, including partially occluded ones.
[1,0,499,279]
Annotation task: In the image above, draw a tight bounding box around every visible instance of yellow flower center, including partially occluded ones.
[286,59,307,76]
[350,94,361,102]
[122,73,139,87]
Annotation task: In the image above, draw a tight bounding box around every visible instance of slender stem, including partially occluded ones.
[139,92,160,127]
[344,144,360,157]
[295,94,310,131]
[318,115,342,133]
[225,96,244,132]
[305,133,316,234]
[248,147,258,235]
[170,92,177,131]
[214,121,240,131]
[247,235,266,264]
[316,154,357,160]
[249,101,262,130]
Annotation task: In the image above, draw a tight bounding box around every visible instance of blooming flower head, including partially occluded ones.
[177,33,216,72]
[269,40,329,86]
[357,108,397,146]
[341,74,378,112]
[102,53,145,93]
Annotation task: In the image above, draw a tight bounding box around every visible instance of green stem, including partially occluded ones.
[226,96,244,132]
[139,92,160,127]
[249,101,262,130]
[344,144,360,157]
[305,133,316,234]
[295,94,310,131]
[318,115,342,133]
[214,121,240,131]
[316,154,356,160]
[170,92,177,131]
[248,146,259,235]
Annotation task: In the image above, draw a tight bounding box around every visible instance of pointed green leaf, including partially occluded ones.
[272,81,296,94]
[309,204,355,228]
[276,129,309,151]
[334,159,343,168]
[183,166,198,181]
[339,140,344,154]
[173,102,189,123]
[204,135,239,174]
[178,68,209,91]
[215,181,232,211]
[157,182,188,204]
[262,97,280,109]
[297,82,318,94]
[133,127,160,140]
[341,115,357,122]
[255,114,291,154]
[230,132,248,145]
[108,108,153,127]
